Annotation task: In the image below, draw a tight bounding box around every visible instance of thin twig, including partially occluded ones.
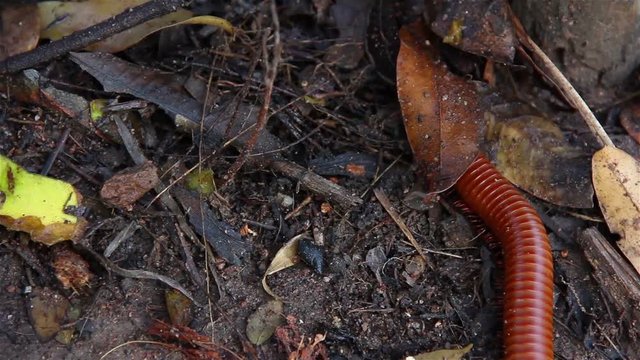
[41,127,70,175]
[373,188,462,259]
[510,11,614,148]
[222,0,282,184]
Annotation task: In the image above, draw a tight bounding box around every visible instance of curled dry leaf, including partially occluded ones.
[100,160,160,210]
[592,146,640,273]
[0,155,85,245]
[261,234,304,298]
[397,21,486,197]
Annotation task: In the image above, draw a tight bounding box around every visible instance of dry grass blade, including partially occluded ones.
[509,9,613,148]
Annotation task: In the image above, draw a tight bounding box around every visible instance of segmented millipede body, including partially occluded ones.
[453,154,554,360]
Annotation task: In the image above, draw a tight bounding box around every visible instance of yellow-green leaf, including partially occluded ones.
[246,300,284,345]
[38,0,192,53]
[406,344,473,360]
[185,169,216,196]
[0,155,85,245]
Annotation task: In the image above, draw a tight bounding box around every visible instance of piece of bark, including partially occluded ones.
[577,227,640,357]
[100,161,160,210]
[172,187,250,266]
[577,227,640,311]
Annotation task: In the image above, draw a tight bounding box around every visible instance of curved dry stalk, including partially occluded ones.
[510,11,614,148]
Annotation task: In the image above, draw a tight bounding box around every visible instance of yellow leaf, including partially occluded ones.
[0,155,85,245]
[167,15,235,35]
[38,0,194,52]
[406,344,473,360]
[592,145,640,273]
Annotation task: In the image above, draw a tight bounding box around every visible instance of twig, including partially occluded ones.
[83,245,202,307]
[222,0,282,184]
[113,116,213,301]
[271,160,363,208]
[0,0,185,74]
[510,11,614,148]
[373,188,461,259]
[41,127,70,175]
[103,220,140,258]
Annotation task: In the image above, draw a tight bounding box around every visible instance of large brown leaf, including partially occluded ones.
[397,21,485,196]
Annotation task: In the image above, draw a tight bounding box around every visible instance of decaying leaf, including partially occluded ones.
[620,102,640,146]
[185,168,216,196]
[52,247,93,290]
[246,300,284,345]
[592,146,640,273]
[173,187,250,266]
[431,0,515,63]
[0,155,85,245]
[165,289,193,326]
[100,160,160,210]
[397,21,486,197]
[261,234,304,298]
[486,114,594,208]
[70,52,285,158]
[406,343,473,360]
[0,5,40,61]
[28,287,70,342]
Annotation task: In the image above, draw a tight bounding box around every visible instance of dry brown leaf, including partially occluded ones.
[431,0,515,63]
[397,21,486,197]
[52,248,93,290]
[0,5,40,61]
[592,145,640,273]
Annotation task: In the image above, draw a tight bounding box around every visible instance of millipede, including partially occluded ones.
[453,154,554,360]
[396,20,555,358]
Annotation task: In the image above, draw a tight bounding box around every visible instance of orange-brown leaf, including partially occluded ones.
[397,21,485,196]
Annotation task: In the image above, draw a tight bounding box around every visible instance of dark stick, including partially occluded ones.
[41,127,70,175]
[0,0,185,74]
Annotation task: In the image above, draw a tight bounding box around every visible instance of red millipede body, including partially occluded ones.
[453,154,554,360]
